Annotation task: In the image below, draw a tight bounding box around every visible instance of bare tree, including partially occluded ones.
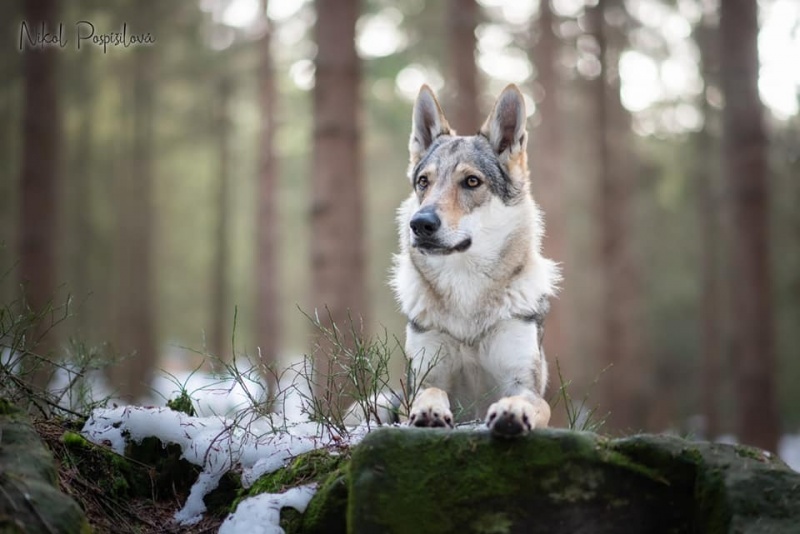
[529,0,570,413]
[446,0,481,133]
[311,0,365,408]
[18,0,60,387]
[720,0,779,451]
[256,0,281,399]
[588,0,644,433]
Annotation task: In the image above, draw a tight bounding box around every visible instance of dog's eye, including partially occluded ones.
[416,175,429,190]
[463,176,482,189]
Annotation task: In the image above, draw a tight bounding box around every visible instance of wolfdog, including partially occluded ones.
[392,84,559,437]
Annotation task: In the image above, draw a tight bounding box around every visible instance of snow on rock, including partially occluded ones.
[81,405,372,526]
[219,483,318,534]
[779,433,800,472]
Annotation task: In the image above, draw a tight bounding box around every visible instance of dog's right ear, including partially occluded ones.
[409,85,452,165]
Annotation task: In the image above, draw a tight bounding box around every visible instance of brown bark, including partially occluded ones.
[18,0,60,387]
[446,0,481,133]
[111,9,158,401]
[720,0,779,451]
[588,0,643,433]
[68,47,95,338]
[256,0,280,400]
[529,0,570,418]
[696,19,722,441]
[311,0,365,412]
[210,74,232,362]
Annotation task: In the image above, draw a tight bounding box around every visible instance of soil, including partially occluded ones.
[33,418,225,534]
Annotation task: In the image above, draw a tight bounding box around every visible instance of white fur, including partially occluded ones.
[392,194,558,345]
[393,192,559,427]
[393,84,559,435]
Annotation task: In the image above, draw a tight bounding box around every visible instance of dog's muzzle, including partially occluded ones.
[410,207,471,255]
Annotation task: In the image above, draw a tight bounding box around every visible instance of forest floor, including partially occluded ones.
[34,417,225,534]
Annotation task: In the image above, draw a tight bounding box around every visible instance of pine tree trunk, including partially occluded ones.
[69,46,95,338]
[19,0,60,387]
[588,0,643,433]
[720,0,779,451]
[530,0,570,417]
[695,18,722,441]
[112,7,158,401]
[210,74,232,362]
[256,0,280,400]
[311,0,365,412]
[446,0,481,133]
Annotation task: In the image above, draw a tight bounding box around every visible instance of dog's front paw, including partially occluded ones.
[486,396,545,438]
[408,387,453,428]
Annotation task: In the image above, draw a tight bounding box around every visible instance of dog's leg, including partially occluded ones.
[405,327,455,429]
[480,319,551,437]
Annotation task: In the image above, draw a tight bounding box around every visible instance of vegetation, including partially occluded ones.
[0,2,798,524]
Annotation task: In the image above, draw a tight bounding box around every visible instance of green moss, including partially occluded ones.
[348,429,701,534]
[112,474,131,495]
[300,469,348,534]
[339,429,800,534]
[166,390,196,416]
[733,445,769,462]
[281,508,304,533]
[234,449,345,514]
[0,397,15,415]
[61,430,91,449]
[220,448,349,532]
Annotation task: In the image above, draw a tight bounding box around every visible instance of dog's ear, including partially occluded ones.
[409,85,451,164]
[480,84,527,159]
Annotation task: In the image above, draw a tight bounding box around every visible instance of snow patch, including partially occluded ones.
[81,405,371,526]
[219,483,318,534]
[778,434,800,472]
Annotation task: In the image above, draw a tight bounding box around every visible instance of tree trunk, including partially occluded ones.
[720,0,779,451]
[446,0,481,133]
[210,74,232,362]
[256,0,280,401]
[588,0,643,433]
[111,7,158,401]
[695,18,722,441]
[18,0,60,388]
[68,45,95,338]
[529,0,570,419]
[312,0,365,413]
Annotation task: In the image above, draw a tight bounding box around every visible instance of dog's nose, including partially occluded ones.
[410,209,441,237]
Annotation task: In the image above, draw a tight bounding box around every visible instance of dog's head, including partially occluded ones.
[404,84,531,256]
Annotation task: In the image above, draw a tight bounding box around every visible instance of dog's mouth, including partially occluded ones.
[413,238,472,255]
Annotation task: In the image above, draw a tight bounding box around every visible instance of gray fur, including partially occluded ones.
[409,135,523,205]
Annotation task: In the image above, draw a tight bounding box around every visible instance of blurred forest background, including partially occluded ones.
[0,0,798,453]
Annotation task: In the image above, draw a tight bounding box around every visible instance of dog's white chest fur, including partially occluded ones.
[388,83,559,436]
[392,195,557,345]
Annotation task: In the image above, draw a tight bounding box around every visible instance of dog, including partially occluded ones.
[391,84,559,437]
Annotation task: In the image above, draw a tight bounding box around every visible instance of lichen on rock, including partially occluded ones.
[337,428,800,534]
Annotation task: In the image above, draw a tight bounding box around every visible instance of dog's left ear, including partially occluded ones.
[480,84,527,160]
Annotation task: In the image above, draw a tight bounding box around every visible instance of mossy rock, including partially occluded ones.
[300,469,348,534]
[234,448,347,533]
[0,401,90,534]
[337,428,800,534]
